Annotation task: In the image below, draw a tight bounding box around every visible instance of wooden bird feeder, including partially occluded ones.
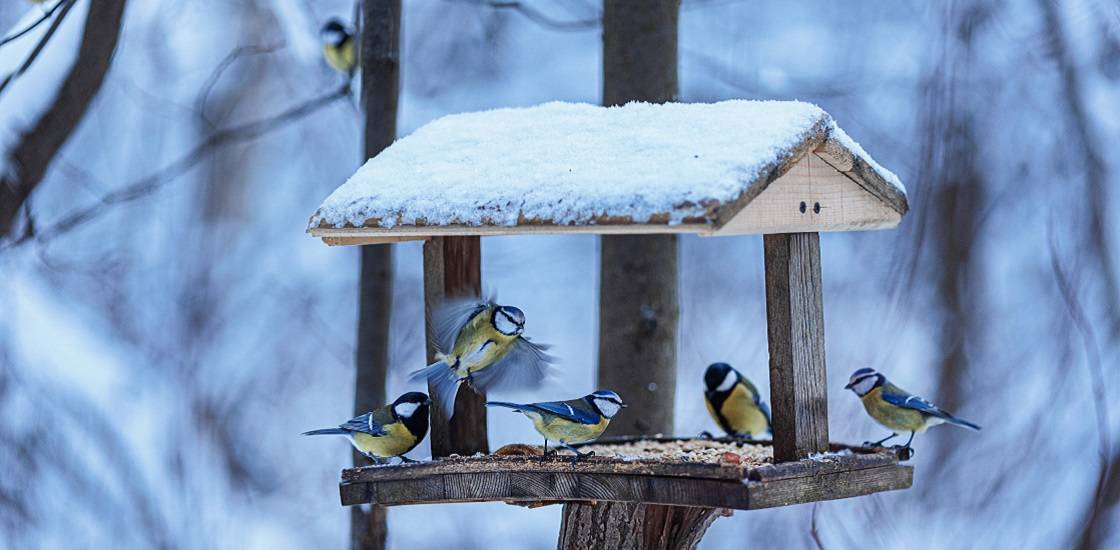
[308,100,911,548]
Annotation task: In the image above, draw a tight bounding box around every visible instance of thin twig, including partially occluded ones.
[194,43,286,129]
[4,83,351,249]
[810,502,826,550]
[0,0,78,97]
[0,0,67,47]
[1048,219,1112,511]
[444,0,599,31]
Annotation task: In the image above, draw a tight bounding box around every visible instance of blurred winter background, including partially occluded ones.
[1,0,1118,548]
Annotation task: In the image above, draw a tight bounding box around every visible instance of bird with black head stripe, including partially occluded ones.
[488,390,626,463]
[303,392,430,463]
[703,362,771,440]
[410,295,554,418]
[320,18,356,76]
[846,368,980,454]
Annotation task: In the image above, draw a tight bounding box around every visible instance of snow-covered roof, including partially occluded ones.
[308,101,908,245]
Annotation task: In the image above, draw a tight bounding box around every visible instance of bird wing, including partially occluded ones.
[526,399,600,425]
[881,385,952,419]
[469,335,555,393]
[340,409,393,436]
[741,376,772,426]
[430,296,490,353]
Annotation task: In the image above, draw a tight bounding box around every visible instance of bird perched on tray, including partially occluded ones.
[845,368,980,453]
[703,362,771,439]
[320,18,356,76]
[303,392,430,463]
[410,296,554,418]
[487,390,626,463]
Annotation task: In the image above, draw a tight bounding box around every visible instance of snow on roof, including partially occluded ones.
[308,100,905,232]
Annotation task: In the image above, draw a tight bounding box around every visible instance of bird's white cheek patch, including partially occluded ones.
[394,402,420,418]
[852,377,876,395]
[596,400,621,418]
[716,371,737,392]
[495,313,519,335]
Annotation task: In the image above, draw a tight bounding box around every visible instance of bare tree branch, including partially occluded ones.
[1039,0,1120,338]
[445,0,599,31]
[0,0,124,237]
[3,83,351,249]
[0,0,79,96]
[194,43,286,129]
[0,0,69,47]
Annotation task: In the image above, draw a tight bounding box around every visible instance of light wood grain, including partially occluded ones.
[713,154,902,235]
[764,233,830,462]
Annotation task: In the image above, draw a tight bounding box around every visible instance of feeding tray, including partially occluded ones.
[338,438,913,510]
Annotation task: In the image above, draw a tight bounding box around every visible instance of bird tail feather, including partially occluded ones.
[947,416,981,431]
[302,428,348,436]
[409,359,461,419]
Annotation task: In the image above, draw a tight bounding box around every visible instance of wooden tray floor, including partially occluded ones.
[338,439,912,510]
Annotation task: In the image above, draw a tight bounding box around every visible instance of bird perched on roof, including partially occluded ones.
[410,296,554,419]
[845,368,980,453]
[319,18,356,76]
[303,392,430,463]
[488,390,625,463]
[703,362,771,439]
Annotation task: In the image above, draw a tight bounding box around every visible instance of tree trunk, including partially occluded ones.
[558,502,725,550]
[578,2,704,548]
[0,0,128,237]
[597,0,680,440]
[351,2,401,549]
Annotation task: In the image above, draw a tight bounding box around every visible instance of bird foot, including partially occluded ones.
[699,431,715,440]
[892,445,915,461]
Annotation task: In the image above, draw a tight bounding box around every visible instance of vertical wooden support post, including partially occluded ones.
[352,2,400,549]
[423,236,488,457]
[763,232,830,462]
[560,1,715,548]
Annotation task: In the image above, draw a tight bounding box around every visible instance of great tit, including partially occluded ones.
[488,390,626,462]
[320,19,356,75]
[410,296,554,418]
[703,362,772,439]
[845,368,980,451]
[303,392,430,463]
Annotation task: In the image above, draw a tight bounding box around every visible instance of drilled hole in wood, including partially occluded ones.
[799,201,806,213]
[813,202,821,214]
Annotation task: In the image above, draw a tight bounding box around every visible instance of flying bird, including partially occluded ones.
[410,296,554,418]
[303,392,430,463]
[845,368,980,453]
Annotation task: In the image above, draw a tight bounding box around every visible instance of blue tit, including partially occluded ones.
[845,368,980,450]
[703,362,771,439]
[487,390,626,462]
[303,392,430,463]
[320,19,356,75]
[410,296,554,418]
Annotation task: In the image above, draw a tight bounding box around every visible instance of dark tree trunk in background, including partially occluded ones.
[352,2,400,549]
[921,2,988,486]
[0,0,128,238]
[597,0,680,440]
[568,2,701,548]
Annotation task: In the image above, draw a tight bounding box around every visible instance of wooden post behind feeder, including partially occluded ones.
[308,100,911,547]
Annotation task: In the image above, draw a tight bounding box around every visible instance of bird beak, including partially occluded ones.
[620,403,628,408]
[843,381,855,390]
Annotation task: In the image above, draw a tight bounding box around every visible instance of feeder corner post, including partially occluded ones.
[423,236,489,457]
[763,232,830,462]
